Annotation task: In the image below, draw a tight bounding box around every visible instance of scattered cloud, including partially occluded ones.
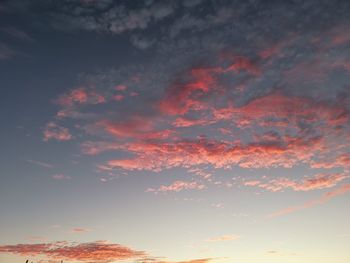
[205,234,240,242]
[43,122,72,141]
[268,183,350,218]
[147,180,206,194]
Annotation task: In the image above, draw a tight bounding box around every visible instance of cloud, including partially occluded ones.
[0,26,35,42]
[52,174,71,180]
[46,1,176,35]
[310,153,350,169]
[205,234,240,242]
[244,173,348,192]
[131,35,156,50]
[25,236,47,242]
[0,241,147,263]
[40,0,350,193]
[0,241,214,263]
[27,159,54,169]
[100,135,325,172]
[268,183,350,218]
[0,42,15,60]
[147,180,206,194]
[43,122,72,141]
[71,227,91,233]
[56,87,105,107]
[155,259,214,263]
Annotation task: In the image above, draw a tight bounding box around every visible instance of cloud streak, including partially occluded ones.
[268,183,350,218]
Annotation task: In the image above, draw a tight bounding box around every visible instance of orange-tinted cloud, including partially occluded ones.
[71,227,91,233]
[311,153,350,169]
[0,241,146,262]
[0,242,215,263]
[52,174,71,180]
[205,234,240,242]
[268,183,350,217]
[155,259,214,263]
[43,122,72,141]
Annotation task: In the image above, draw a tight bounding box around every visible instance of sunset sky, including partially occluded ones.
[0,0,349,263]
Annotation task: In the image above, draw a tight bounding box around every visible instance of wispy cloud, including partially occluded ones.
[205,234,240,242]
[52,174,71,180]
[268,183,350,218]
[71,227,91,233]
[0,42,15,60]
[243,173,348,192]
[27,159,54,169]
[0,26,35,42]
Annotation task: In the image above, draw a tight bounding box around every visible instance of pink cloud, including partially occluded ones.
[56,88,105,107]
[172,117,214,127]
[115,85,127,91]
[100,133,328,172]
[244,173,348,192]
[158,67,217,115]
[43,122,72,141]
[224,56,260,75]
[99,118,175,140]
[212,92,348,129]
[56,88,88,106]
[114,94,124,101]
[100,117,152,138]
[268,183,350,217]
[311,153,350,169]
[147,180,206,194]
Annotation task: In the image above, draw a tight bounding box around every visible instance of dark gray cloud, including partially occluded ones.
[0,42,15,59]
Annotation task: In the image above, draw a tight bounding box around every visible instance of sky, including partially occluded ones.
[0,0,349,262]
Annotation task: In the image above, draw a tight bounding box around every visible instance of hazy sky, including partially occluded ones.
[0,1,349,263]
